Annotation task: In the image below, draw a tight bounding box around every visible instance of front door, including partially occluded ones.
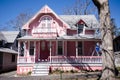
[40,41,50,61]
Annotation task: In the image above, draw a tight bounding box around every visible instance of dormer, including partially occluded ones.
[76,19,96,35]
[76,19,86,35]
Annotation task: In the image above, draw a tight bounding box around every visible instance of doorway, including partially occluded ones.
[40,41,50,61]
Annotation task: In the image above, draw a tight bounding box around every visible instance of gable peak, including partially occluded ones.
[40,5,52,13]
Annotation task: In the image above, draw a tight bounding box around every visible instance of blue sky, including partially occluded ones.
[0,0,120,30]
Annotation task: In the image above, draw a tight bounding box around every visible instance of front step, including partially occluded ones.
[31,63,50,76]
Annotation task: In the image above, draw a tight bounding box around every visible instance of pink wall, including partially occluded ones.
[84,41,96,56]
[51,66,102,71]
[51,41,56,56]
[27,13,67,37]
[64,41,67,56]
[35,41,39,62]
[67,41,76,56]
[67,29,77,35]
[85,30,95,35]
[17,66,33,75]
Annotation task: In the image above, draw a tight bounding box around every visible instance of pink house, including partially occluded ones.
[17,5,102,76]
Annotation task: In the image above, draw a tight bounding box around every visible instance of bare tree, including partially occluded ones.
[63,0,97,15]
[92,0,117,79]
[7,11,33,31]
[111,18,120,37]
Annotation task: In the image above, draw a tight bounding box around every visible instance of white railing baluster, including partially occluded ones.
[47,56,102,64]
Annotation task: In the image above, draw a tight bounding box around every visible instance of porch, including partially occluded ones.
[17,38,101,64]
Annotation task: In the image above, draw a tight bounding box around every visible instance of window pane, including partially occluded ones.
[29,42,34,56]
[58,41,63,55]
[12,54,15,62]
[78,42,82,56]
[78,24,84,34]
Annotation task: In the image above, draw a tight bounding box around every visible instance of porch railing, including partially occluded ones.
[18,56,102,64]
[50,56,102,64]
[18,56,35,63]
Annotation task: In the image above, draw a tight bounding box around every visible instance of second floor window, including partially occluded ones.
[78,24,84,34]
[40,15,52,32]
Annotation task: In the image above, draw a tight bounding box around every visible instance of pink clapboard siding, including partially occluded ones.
[27,13,67,37]
[85,30,95,35]
[51,41,56,56]
[84,41,96,56]
[67,41,76,56]
[67,29,77,35]
[35,41,39,62]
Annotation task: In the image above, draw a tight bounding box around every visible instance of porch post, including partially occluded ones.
[18,41,20,63]
[63,41,64,56]
[27,41,29,56]
[24,41,27,63]
[34,41,36,63]
[76,41,78,57]
[50,41,52,63]
[38,41,40,61]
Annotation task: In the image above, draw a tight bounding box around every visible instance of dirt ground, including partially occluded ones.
[0,70,120,80]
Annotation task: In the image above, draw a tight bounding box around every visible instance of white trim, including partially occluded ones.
[83,25,85,35]
[65,41,67,56]
[38,41,40,61]
[24,41,27,57]
[50,41,52,63]
[76,41,78,57]
[34,41,36,63]
[22,5,70,30]
[39,15,53,22]
[56,41,58,56]
[18,41,20,63]
[63,41,64,55]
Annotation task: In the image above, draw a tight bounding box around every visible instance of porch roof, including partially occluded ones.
[18,35,101,41]
[58,35,101,41]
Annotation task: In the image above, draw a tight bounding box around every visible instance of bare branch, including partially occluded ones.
[63,0,97,15]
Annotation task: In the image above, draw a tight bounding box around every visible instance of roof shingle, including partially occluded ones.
[0,31,19,43]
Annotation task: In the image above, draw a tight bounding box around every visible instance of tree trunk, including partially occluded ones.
[92,0,116,79]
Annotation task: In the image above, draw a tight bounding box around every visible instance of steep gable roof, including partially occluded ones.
[0,31,19,43]
[22,5,70,30]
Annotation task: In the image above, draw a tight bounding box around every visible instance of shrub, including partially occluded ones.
[27,71,32,75]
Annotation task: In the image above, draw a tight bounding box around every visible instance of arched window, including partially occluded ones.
[39,15,53,32]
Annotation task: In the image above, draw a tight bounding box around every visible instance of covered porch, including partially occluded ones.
[17,36,102,64]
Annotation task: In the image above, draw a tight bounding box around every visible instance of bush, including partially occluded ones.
[70,69,77,73]
[27,71,32,75]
